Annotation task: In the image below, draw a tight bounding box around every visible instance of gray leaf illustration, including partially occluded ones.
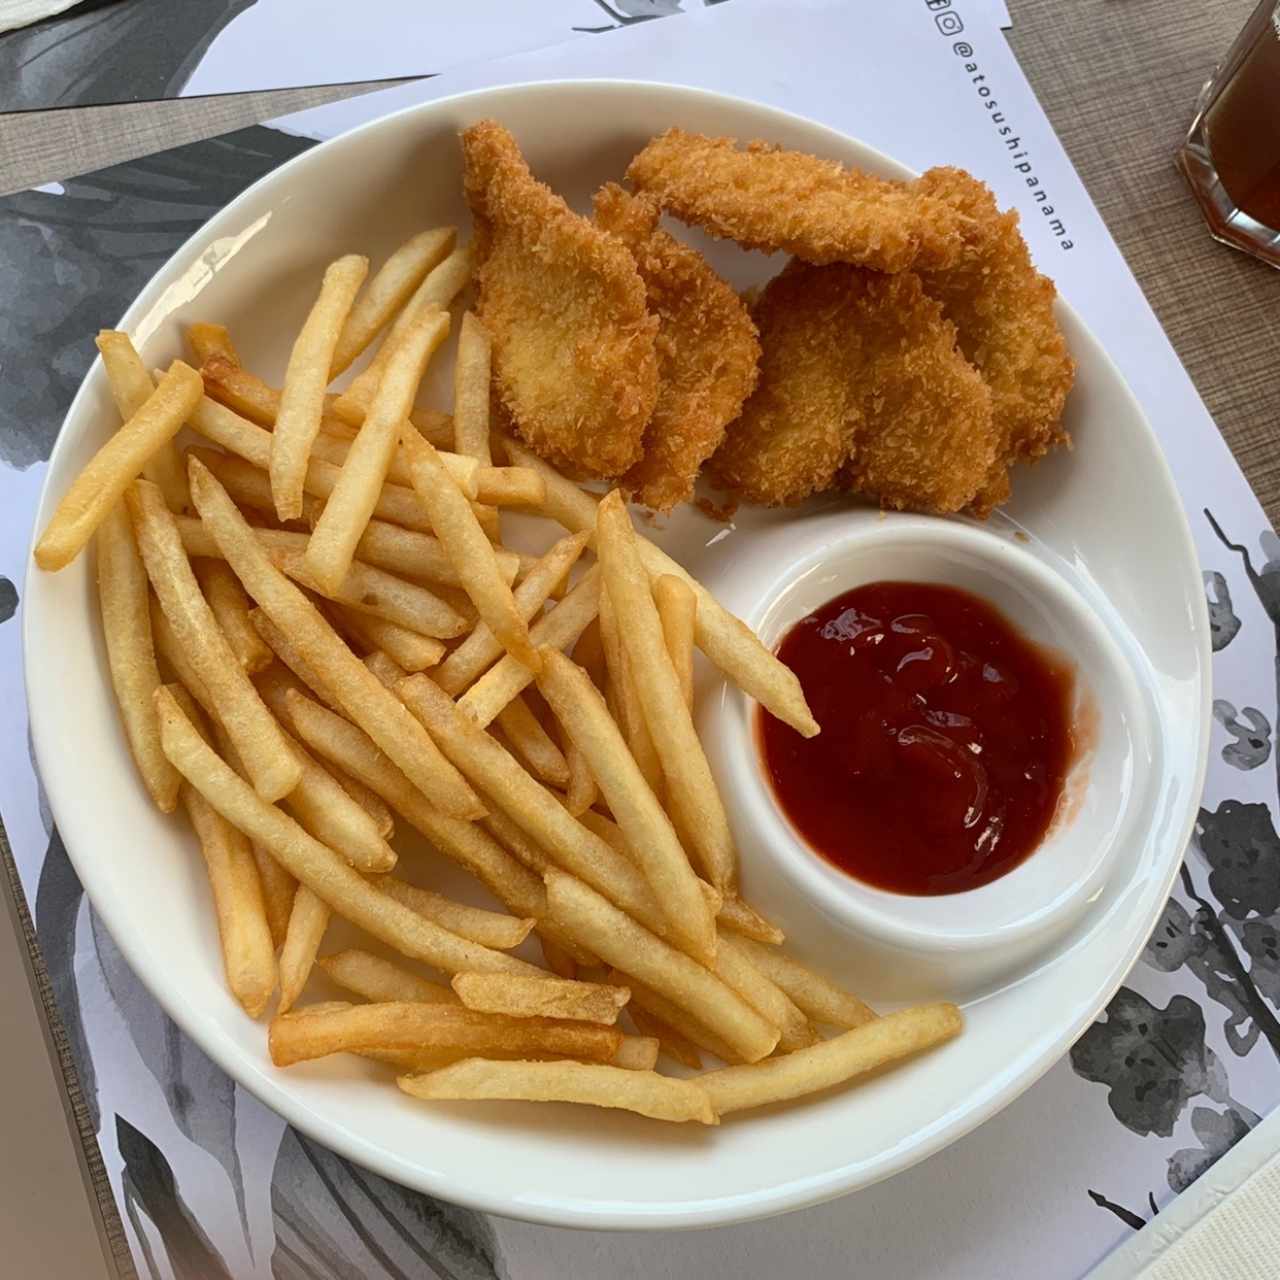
[1203,571,1241,651]
[91,909,249,1247]
[1167,1104,1258,1192]
[1143,896,1199,973]
[33,823,99,1131]
[1195,800,1280,921]
[0,0,260,113]
[1213,700,1271,770]
[117,1114,232,1280]
[271,1127,507,1280]
[0,124,314,470]
[0,575,15,623]
[1238,913,1280,1009]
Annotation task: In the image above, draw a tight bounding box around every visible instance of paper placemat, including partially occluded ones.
[1,1,1278,1275]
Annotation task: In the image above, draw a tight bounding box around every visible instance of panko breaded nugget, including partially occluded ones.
[462,121,659,479]
[710,262,996,513]
[626,129,975,273]
[914,167,1074,512]
[593,183,760,512]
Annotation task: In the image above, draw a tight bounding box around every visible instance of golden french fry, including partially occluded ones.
[150,592,215,716]
[330,606,446,672]
[188,457,483,818]
[363,649,407,688]
[495,694,570,788]
[399,424,536,669]
[351,518,519,589]
[436,532,588,695]
[457,566,601,726]
[501,434,819,737]
[716,895,786,947]
[611,967,739,1064]
[317,950,456,1005]
[545,870,777,1063]
[249,608,341,710]
[398,1058,714,1124]
[306,306,451,593]
[655,574,697,709]
[699,1004,963,1114]
[562,736,597,817]
[156,686,534,976]
[96,506,181,811]
[474,467,544,507]
[452,972,630,1024]
[379,877,534,951]
[270,546,467,638]
[541,937,577,979]
[611,1036,661,1071]
[330,227,456,376]
[269,1000,620,1068]
[253,842,297,949]
[713,932,814,1053]
[728,937,876,1029]
[271,253,368,520]
[452,312,493,465]
[278,886,329,1014]
[536,648,716,963]
[97,331,190,512]
[35,362,203,571]
[128,480,301,801]
[335,244,471,420]
[627,1002,703,1070]
[598,489,735,890]
[597,587,663,795]
[186,322,239,367]
[193,558,273,674]
[309,430,486,496]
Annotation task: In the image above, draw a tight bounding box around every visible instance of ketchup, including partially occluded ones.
[759,581,1075,895]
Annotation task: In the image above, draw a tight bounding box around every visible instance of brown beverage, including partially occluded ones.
[1205,7,1280,227]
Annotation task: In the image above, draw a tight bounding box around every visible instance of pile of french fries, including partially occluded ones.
[34,227,961,1126]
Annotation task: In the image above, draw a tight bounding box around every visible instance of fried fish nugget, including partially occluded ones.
[710,262,996,513]
[594,184,760,512]
[462,121,659,479]
[626,129,974,273]
[914,167,1074,512]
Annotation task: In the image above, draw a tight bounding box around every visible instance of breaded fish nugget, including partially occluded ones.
[594,183,760,512]
[462,121,658,478]
[626,129,975,273]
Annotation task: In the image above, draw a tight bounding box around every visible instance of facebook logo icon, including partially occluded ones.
[925,0,951,9]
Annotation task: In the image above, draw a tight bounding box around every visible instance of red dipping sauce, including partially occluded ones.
[759,581,1076,895]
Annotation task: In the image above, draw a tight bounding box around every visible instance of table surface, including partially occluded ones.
[0,0,1274,1275]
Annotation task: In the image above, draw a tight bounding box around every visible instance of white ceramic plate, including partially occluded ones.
[24,81,1210,1229]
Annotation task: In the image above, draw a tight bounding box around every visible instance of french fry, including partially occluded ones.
[269,1000,621,1067]
[435,532,588,695]
[728,937,876,1029]
[309,429,482,495]
[186,322,239,367]
[452,312,493,465]
[278,886,329,1014]
[398,1058,714,1124]
[96,331,190,513]
[495,694,571,788]
[611,1036,661,1072]
[96,506,181,810]
[253,842,297,949]
[541,937,578,979]
[188,456,483,819]
[193,558,273,674]
[698,1005,963,1114]
[399,424,536,669]
[536,648,716,963]
[363,649,407,689]
[713,933,815,1053]
[330,606,446,672]
[562,737,597,817]
[168,685,276,1016]
[35,361,203,571]
[128,480,301,801]
[474,467,544,507]
[611,968,739,1064]
[150,592,214,717]
[598,490,736,890]
[378,877,534,950]
[501,434,819,737]
[716,895,786,947]
[330,227,456,376]
[335,244,472,420]
[306,306,451,593]
[350,519,520,590]
[597,588,662,795]
[328,767,394,837]
[452,973,630,1025]
[545,870,778,1063]
[250,608,341,710]
[627,1003,703,1071]
[317,949,456,1005]
[156,686,534,976]
[655,574,697,709]
[271,253,368,520]
[270,546,468,638]
[457,566,601,726]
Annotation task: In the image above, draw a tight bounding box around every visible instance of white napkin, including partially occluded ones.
[0,0,86,36]
[1090,1109,1280,1279]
